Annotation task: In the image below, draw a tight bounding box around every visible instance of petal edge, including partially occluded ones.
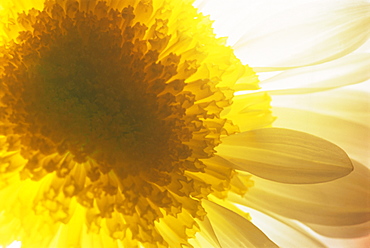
[217,128,353,184]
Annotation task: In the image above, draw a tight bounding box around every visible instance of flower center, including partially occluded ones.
[15,7,193,179]
[2,2,222,181]
[0,0,257,246]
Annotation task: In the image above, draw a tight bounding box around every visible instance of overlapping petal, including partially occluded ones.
[196,0,370,69]
[229,159,370,227]
[233,204,327,248]
[257,53,370,94]
[0,0,368,247]
[203,200,278,248]
[217,128,353,184]
[271,86,370,166]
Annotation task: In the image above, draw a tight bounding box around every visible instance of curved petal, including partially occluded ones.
[203,200,278,248]
[230,160,370,226]
[194,216,221,248]
[257,53,370,94]
[316,235,370,248]
[232,203,326,248]
[216,128,353,184]
[271,85,370,126]
[233,0,370,69]
[305,221,370,238]
[271,106,370,167]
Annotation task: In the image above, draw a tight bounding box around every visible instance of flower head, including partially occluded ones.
[0,0,367,247]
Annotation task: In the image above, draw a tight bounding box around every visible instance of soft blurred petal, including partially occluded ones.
[256,53,370,94]
[271,85,370,166]
[203,200,278,248]
[217,128,353,183]
[233,204,327,248]
[194,0,334,46]
[230,160,370,226]
[197,0,370,69]
[234,0,370,69]
[271,85,370,125]
[306,221,370,238]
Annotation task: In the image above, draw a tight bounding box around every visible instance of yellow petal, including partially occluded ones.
[195,216,221,248]
[217,128,353,183]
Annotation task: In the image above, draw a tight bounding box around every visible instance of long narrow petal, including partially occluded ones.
[216,128,353,184]
[257,53,370,94]
[195,216,221,248]
[233,0,370,69]
[305,221,370,238]
[271,86,370,126]
[230,160,370,226]
[232,203,327,248]
[271,106,370,166]
[203,200,278,248]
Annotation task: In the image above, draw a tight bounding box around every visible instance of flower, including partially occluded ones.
[0,0,368,248]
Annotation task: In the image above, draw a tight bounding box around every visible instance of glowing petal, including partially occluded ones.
[203,200,278,248]
[271,85,370,126]
[194,216,221,248]
[0,241,21,248]
[258,53,370,94]
[217,128,353,184]
[272,104,370,166]
[234,204,326,248]
[234,0,370,69]
[306,221,370,239]
[230,160,370,226]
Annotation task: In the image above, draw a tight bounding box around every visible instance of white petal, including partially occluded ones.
[271,85,370,126]
[271,106,370,166]
[203,200,278,248]
[230,160,370,226]
[257,53,370,94]
[216,128,353,184]
[233,0,370,69]
[194,0,332,46]
[232,203,326,248]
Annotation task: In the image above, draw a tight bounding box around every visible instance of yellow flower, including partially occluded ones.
[195,0,370,247]
[0,0,368,247]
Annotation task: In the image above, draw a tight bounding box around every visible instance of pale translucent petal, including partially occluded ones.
[233,1,370,69]
[271,85,370,126]
[257,53,370,94]
[306,221,370,238]
[194,0,331,46]
[230,160,370,226]
[203,200,278,248]
[272,107,370,166]
[232,203,326,248]
[216,128,353,184]
[317,234,370,248]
